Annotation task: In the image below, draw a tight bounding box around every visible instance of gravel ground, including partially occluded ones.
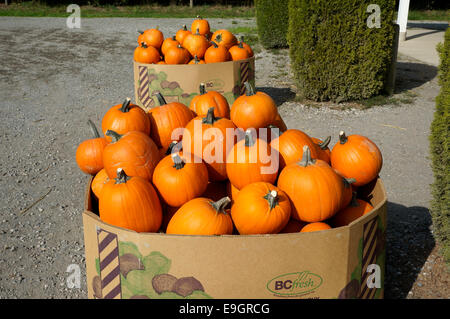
[0,17,448,299]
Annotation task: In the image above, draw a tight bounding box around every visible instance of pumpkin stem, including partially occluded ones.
[339,131,348,144]
[349,192,360,207]
[182,24,188,31]
[202,107,220,125]
[267,124,280,139]
[105,130,123,143]
[172,35,176,41]
[115,168,129,184]
[211,196,231,214]
[215,33,223,44]
[237,42,244,49]
[343,177,356,188]
[171,153,185,170]
[194,55,200,64]
[244,129,256,147]
[87,119,100,138]
[264,190,279,210]
[244,81,255,96]
[195,28,200,35]
[199,82,206,95]
[211,41,219,48]
[140,42,148,48]
[119,98,132,113]
[318,136,331,150]
[154,92,167,106]
[166,141,182,156]
[298,145,315,167]
[137,30,144,35]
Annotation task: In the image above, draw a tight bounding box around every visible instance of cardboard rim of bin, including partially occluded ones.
[134,56,254,68]
[83,176,387,239]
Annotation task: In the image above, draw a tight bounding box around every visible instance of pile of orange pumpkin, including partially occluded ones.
[76,81,383,236]
[134,17,253,65]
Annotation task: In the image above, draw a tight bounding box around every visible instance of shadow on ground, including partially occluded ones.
[395,61,438,93]
[384,201,435,299]
[256,86,296,106]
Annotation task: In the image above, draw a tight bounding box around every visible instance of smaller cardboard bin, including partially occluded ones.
[83,178,387,299]
[133,57,255,111]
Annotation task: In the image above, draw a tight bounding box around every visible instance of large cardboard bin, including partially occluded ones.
[83,177,387,299]
[133,57,255,112]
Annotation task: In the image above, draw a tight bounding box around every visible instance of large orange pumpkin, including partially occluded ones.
[76,120,108,175]
[182,107,237,181]
[99,168,162,233]
[102,130,160,181]
[230,82,279,131]
[231,182,291,235]
[211,29,237,49]
[152,152,208,207]
[226,129,279,190]
[166,196,233,235]
[189,83,230,118]
[101,98,151,142]
[330,131,383,187]
[270,129,320,169]
[148,93,194,152]
[277,145,345,222]
[331,193,374,227]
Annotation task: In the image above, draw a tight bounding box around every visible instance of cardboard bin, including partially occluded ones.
[133,57,255,112]
[83,177,387,299]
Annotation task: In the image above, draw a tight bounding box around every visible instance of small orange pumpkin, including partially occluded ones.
[188,55,206,64]
[331,193,374,227]
[91,168,110,198]
[191,16,210,35]
[300,222,332,233]
[183,28,210,59]
[141,28,164,50]
[134,42,161,64]
[189,83,230,118]
[211,29,237,49]
[204,41,231,63]
[238,36,254,57]
[229,42,250,61]
[175,24,191,45]
[76,120,108,175]
[164,44,191,64]
[311,136,331,164]
[161,35,180,57]
[330,131,383,186]
[231,182,291,235]
[99,168,162,233]
[166,196,233,235]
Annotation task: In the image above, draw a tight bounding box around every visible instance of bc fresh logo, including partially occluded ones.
[267,271,323,297]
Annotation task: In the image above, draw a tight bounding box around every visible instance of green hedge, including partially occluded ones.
[255,0,289,49]
[430,27,450,266]
[287,0,396,102]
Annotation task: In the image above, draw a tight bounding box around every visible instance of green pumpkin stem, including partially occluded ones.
[339,131,348,144]
[199,82,206,95]
[154,92,167,106]
[211,41,219,48]
[137,30,144,35]
[244,81,255,96]
[87,119,100,138]
[182,24,188,31]
[115,168,129,184]
[120,98,132,113]
[106,130,123,143]
[244,129,256,147]
[171,153,185,170]
[203,107,220,125]
[298,145,315,167]
[211,196,231,214]
[166,141,182,156]
[140,42,148,48]
[215,33,223,44]
[237,42,244,49]
[319,136,331,150]
[264,190,279,210]
[194,55,200,64]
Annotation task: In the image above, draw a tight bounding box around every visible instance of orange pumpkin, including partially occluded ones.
[188,55,206,64]
[231,182,291,235]
[182,107,237,181]
[311,136,331,164]
[191,16,210,35]
[91,168,110,198]
[341,177,356,209]
[331,193,374,227]
[76,120,108,175]
[141,28,164,50]
[183,28,210,59]
[279,219,307,233]
[101,98,151,142]
[161,35,180,57]
[330,131,383,187]
[230,81,279,131]
[277,145,345,222]
[134,42,161,64]
[102,130,160,181]
[211,29,237,49]
[152,152,208,207]
[99,168,162,233]
[238,36,254,57]
[175,25,191,45]
[189,83,230,118]
[204,41,231,63]
[270,129,320,169]
[148,93,195,152]
[229,42,250,61]
[226,129,279,190]
[164,44,191,64]
[300,222,332,233]
[166,197,233,235]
